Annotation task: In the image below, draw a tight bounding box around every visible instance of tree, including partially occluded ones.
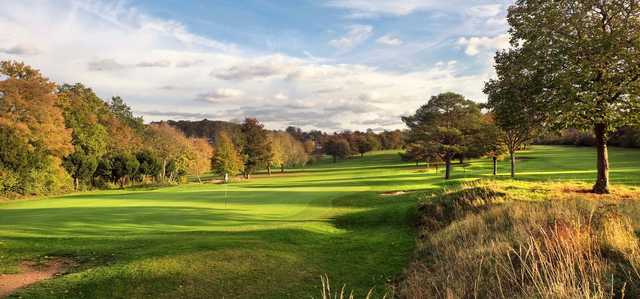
[63,152,98,190]
[0,126,50,194]
[58,83,110,189]
[380,130,404,150]
[403,92,482,179]
[189,138,213,183]
[108,96,144,133]
[0,61,73,195]
[240,118,272,178]
[269,132,287,174]
[135,150,161,182]
[104,116,143,154]
[212,131,244,182]
[504,0,640,193]
[482,118,506,176]
[324,137,351,163]
[270,132,309,172]
[110,153,140,188]
[353,135,374,157]
[484,48,548,178]
[0,61,73,158]
[144,122,191,181]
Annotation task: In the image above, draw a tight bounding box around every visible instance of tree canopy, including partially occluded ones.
[495,0,640,193]
[403,92,482,179]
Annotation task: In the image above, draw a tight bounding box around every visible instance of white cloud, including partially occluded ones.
[88,58,128,71]
[213,54,302,81]
[326,0,443,17]
[376,35,403,46]
[0,44,40,55]
[274,92,289,101]
[136,60,172,68]
[329,25,373,51]
[457,34,509,56]
[0,0,499,131]
[466,4,503,18]
[197,88,245,103]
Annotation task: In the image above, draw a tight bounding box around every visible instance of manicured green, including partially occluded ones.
[1,145,639,298]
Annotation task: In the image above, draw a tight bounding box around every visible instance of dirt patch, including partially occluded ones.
[0,258,76,298]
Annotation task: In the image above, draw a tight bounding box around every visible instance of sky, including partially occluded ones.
[0,0,512,132]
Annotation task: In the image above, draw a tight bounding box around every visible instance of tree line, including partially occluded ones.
[0,60,406,197]
[0,61,216,197]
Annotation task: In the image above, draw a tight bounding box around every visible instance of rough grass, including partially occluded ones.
[398,180,640,299]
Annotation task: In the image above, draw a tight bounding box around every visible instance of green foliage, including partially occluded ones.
[111,153,140,187]
[63,151,98,190]
[353,135,374,156]
[108,96,144,133]
[324,137,351,162]
[403,92,482,179]
[135,150,161,180]
[501,0,640,192]
[506,0,640,133]
[240,118,272,177]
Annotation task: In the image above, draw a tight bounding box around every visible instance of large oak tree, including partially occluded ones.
[505,0,640,193]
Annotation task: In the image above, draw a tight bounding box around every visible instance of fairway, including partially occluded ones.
[1,145,640,298]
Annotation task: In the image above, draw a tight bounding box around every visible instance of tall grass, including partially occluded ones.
[398,181,640,299]
[319,274,377,299]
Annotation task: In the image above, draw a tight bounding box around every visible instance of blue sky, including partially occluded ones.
[0,0,512,131]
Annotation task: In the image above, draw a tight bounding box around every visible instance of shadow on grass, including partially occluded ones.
[3,192,418,298]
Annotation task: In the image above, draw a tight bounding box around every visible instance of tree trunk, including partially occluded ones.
[161,159,167,182]
[197,174,202,184]
[459,156,464,164]
[333,155,337,163]
[492,156,497,176]
[445,158,452,179]
[281,164,285,173]
[361,153,364,158]
[267,165,271,176]
[416,160,419,167]
[510,151,516,178]
[74,177,79,191]
[593,123,610,194]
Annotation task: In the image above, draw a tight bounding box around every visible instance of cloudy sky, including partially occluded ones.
[0,0,512,131]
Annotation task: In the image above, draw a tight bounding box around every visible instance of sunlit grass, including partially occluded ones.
[0,145,639,297]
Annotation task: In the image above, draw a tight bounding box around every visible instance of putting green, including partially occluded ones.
[1,145,639,298]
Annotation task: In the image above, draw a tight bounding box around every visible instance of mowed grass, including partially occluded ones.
[1,145,640,298]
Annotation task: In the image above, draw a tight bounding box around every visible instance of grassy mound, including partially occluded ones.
[398,181,640,298]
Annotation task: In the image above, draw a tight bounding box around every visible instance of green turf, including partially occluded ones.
[1,145,639,298]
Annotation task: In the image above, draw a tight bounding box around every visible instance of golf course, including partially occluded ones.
[1,145,639,298]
